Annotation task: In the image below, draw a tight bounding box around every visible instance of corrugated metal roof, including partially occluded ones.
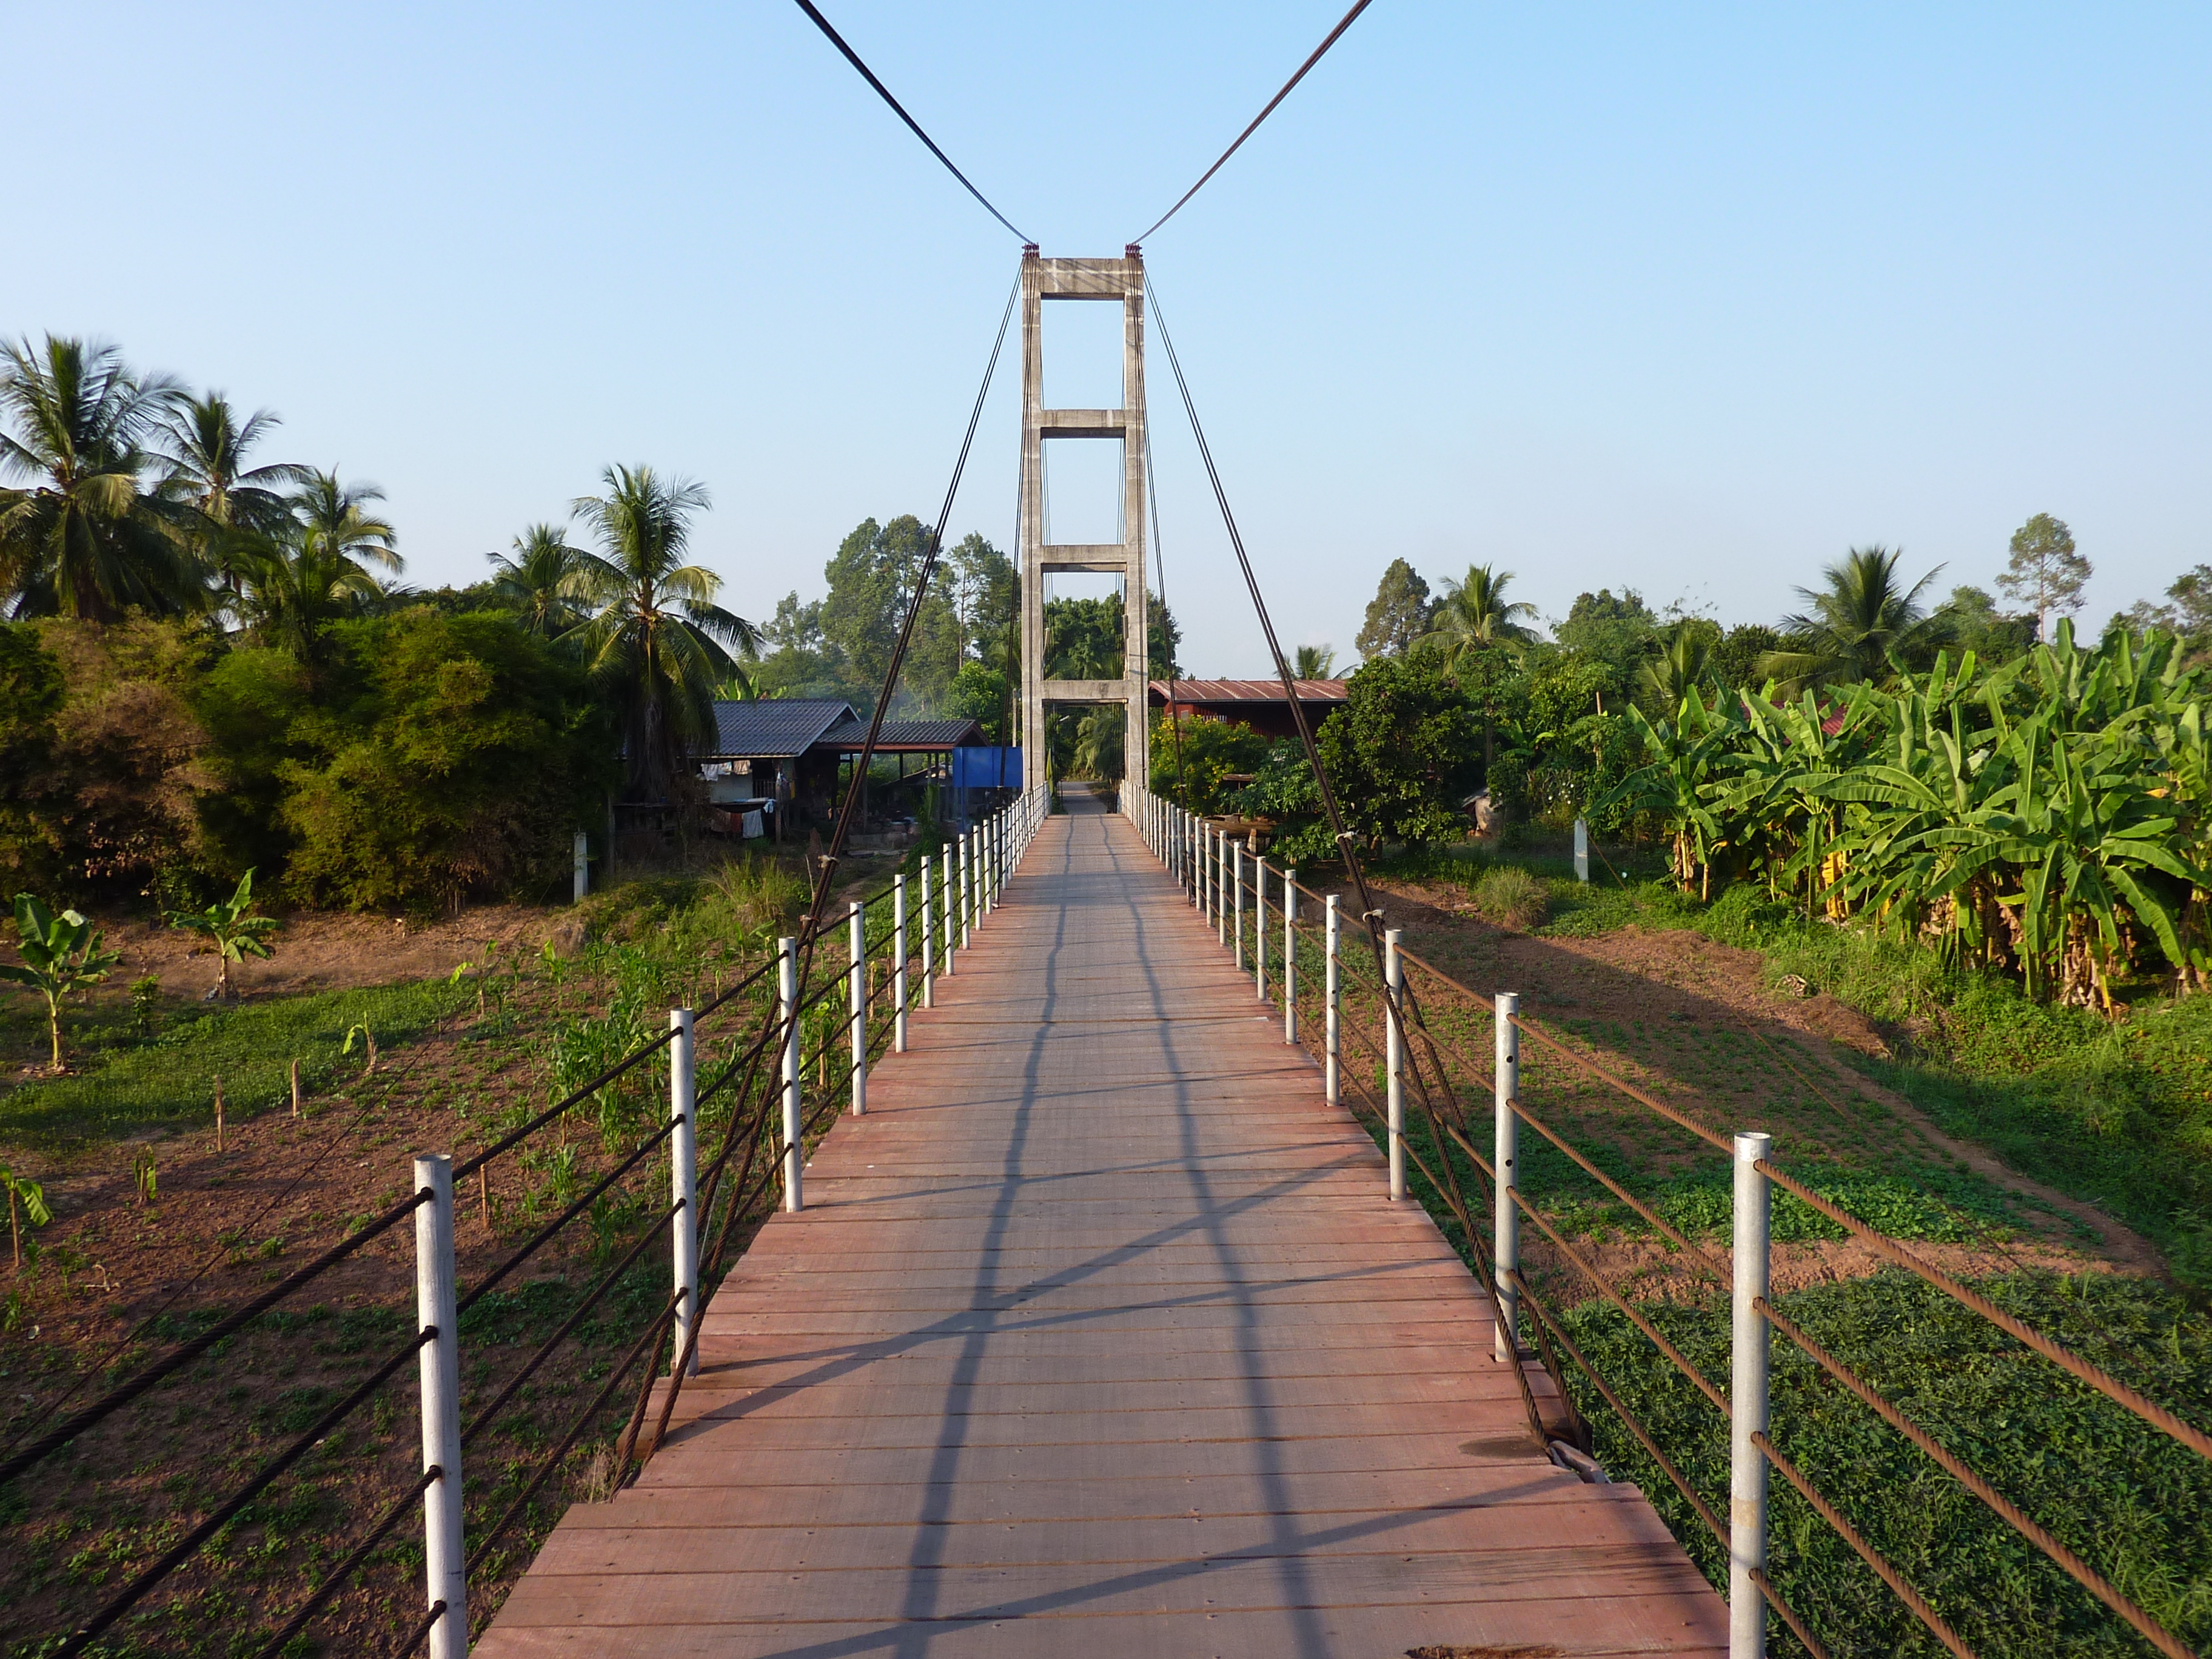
[1147,679,1350,704]
[703,699,856,758]
[817,719,987,752]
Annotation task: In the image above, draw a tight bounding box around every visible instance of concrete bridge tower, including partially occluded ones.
[1018,246,1150,794]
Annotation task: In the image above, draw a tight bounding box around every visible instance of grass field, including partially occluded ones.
[1344,840,2212,1655]
[1372,842,2212,1295]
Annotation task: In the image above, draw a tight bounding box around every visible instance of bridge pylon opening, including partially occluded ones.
[1019,247,1149,794]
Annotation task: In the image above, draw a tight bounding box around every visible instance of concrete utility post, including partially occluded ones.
[1018,247,1151,795]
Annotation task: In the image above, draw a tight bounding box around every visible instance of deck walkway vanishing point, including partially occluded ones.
[479,789,1729,1657]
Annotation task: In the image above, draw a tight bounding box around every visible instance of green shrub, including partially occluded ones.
[1474,866,1549,930]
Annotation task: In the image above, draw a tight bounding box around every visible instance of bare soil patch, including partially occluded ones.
[93,901,571,1005]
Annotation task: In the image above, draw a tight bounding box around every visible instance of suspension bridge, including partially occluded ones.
[474,788,1726,1657]
[13,3,2207,1652]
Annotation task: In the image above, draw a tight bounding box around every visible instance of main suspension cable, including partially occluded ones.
[1132,0,1378,243]
[791,1,1033,244]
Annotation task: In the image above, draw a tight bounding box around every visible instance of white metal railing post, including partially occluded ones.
[1384,928,1406,1201]
[847,902,866,1116]
[1493,993,1520,1364]
[778,937,802,1212]
[1732,1130,1773,1659]
[1253,858,1269,1001]
[1219,833,1230,945]
[669,1008,698,1378]
[893,874,910,1051]
[940,845,955,977]
[412,1153,466,1659]
[1324,896,1341,1106]
[960,831,973,950]
[919,856,935,1007]
[1283,870,1298,1043]
[1233,840,1246,968]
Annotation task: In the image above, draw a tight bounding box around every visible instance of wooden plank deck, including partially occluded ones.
[477,789,1728,1658]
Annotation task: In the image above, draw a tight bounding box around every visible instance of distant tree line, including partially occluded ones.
[1159,515,2212,884]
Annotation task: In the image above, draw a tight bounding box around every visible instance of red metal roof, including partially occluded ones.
[1147,679,1349,705]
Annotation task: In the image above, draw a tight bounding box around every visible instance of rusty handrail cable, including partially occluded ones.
[251,1464,442,1659]
[1507,1010,1733,1152]
[0,1183,434,1486]
[1754,1431,1975,1658]
[1512,1272,1726,1546]
[452,1025,679,1181]
[464,1295,679,1579]
[1435,1115,1732,1421]
[55,1324,436,1657]
[1755,1158,2212,1462]
[455,1114,680,1315]
[461,1201,683,1447]
[1758,1297,2196,1658]
[1,1002,463,1462]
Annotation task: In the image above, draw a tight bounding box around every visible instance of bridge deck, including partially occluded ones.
[479,791,1728,1657]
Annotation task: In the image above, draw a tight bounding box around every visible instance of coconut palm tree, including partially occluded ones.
[158,394,310,558]
[1761,546,1950,691]
[1638,622,1718,711]
[563,465,759,802]
[487,523,585,637]
[1416,563,1538,676]
[159,394,310,606]
[1292,643,1337,679]
[0,336,198,620]
[235,471,403,659]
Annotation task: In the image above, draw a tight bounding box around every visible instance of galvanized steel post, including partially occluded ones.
[778,937,802,1212]
[1324,895,1341,1107]
[919,858,935,1008]
[669,1008,699,1377]
[413,1153,466,1659]
[1384,928,1406,1201]
[1253,858,1269,1000]
[846,902,866,1117]
[1283,870,1298,1043]
[893,874,909,1052]
[1232,840,1246,969]
[1731,1130,1773,1659]
[1493,993,1520,1364]
[940,845,955,977]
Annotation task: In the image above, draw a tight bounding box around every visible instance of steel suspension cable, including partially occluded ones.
[1131,0,1378,243]
[1147,272,1552,1443]
[1143,424,1188,801]
[790,1,1032,244]
[629,271,1021,1469]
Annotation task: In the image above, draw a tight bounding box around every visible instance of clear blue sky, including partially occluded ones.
[10,3,2209,673]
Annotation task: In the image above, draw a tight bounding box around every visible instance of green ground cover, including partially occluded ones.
[1353,1092,2212,1658]
[1563,1272,2212,1658]
[0,979,471,1148]
[1372,841,2212,1293]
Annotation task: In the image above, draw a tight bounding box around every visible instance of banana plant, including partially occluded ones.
[0,894,122,1073]
[1598,690,1735,894]
[1,1164,52,1270]
[165,869,280,1001]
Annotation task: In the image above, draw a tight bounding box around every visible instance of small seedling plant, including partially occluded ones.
[0,893,122,1072]
[1,1163,52,1270]
[165,869,281,1001]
